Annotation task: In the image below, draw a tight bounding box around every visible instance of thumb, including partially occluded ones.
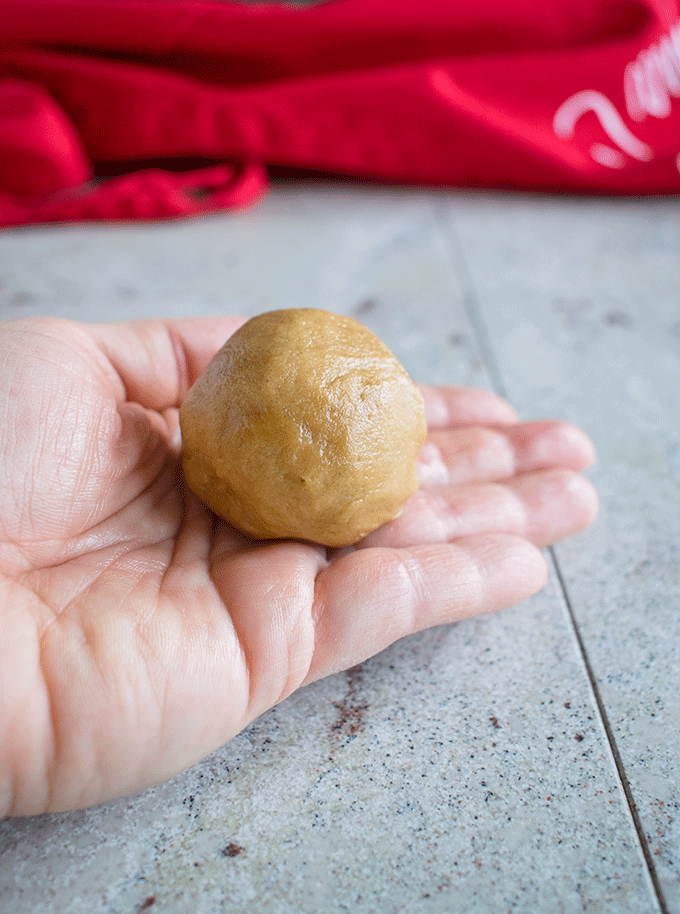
[88,316,246,411]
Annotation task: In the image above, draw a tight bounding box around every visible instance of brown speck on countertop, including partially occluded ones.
[221,842,244,858]
[332,665,368,744]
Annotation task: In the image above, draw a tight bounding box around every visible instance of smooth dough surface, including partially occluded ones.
[179,308,427,547]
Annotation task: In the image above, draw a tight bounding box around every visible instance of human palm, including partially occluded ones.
[0,317,597,816]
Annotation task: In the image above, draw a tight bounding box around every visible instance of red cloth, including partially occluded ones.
[1,0,679,227]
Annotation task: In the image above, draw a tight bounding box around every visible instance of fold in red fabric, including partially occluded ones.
[1,0,678,227]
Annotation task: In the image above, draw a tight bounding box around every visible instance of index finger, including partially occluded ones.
[419,384,520,429]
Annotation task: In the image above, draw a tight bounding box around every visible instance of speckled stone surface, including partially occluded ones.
[446,196,680,912]
[0,187,675,913]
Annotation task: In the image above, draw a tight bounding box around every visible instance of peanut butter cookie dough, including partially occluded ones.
[179,309,426,547]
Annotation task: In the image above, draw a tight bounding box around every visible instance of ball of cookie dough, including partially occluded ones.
[179,308,426,547]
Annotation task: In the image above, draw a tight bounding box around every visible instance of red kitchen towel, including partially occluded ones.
[1,0,679,227]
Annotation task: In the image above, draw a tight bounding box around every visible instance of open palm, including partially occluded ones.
[0,316,598,816]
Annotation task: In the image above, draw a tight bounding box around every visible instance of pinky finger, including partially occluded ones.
[306,534,547,684]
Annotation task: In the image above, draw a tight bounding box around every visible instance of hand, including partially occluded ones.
[0,316,598,816]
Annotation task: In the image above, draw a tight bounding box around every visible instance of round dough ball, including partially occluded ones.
[179,308,426,547]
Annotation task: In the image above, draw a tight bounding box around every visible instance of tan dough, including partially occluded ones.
[179,308,427,547]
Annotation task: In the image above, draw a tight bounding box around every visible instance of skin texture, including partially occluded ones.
[0,316,599,817]
[180,309,427,546]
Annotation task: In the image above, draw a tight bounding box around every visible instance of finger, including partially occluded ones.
[360,469,599,549]
[88,316,246,410]
[418,420,596,486]
[209,540,327,720]
[305,534,548,684]
[419,383,519,428]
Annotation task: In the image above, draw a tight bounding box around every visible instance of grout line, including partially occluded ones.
[431,205,509,401]
[434,204,669,914]
[549,550,668,914]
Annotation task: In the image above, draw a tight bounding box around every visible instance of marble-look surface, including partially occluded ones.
[446,196,680,911]
[0,186,677,913]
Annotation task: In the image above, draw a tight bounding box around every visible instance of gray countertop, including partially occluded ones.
[0,186,678,913]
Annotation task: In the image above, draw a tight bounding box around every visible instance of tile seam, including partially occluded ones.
[548,548,668,914]
[432,202,668,914]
